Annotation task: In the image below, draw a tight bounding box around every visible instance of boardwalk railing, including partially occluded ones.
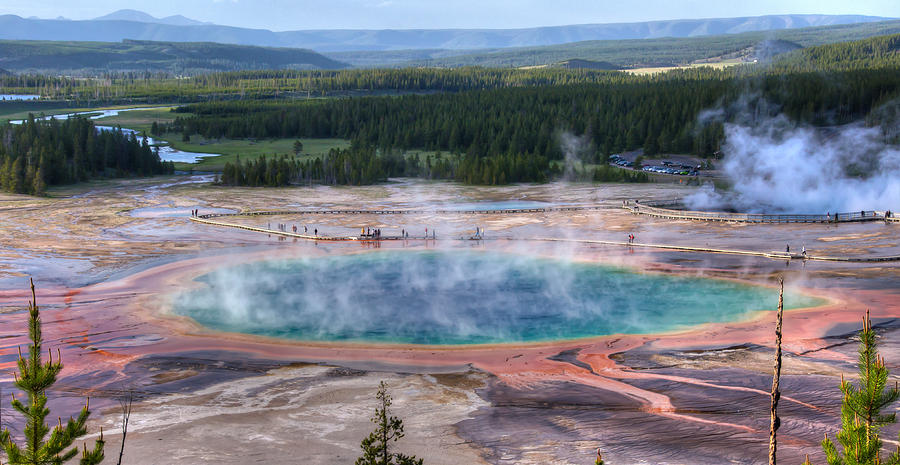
[197,205,605,220]
[624,200,896,224]
[188,204,900,262]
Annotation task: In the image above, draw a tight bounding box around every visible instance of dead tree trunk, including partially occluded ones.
[769,277,785,465]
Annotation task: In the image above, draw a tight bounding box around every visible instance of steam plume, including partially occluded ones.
[686,115,900,213]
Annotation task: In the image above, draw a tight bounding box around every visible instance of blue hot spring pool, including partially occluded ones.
[173,251,824,345]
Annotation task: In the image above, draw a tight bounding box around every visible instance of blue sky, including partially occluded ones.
[4,0,899,30]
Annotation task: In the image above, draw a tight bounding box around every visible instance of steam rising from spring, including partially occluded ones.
[559,132,592,181]
[173,250,819,345]
[686,115,900,213]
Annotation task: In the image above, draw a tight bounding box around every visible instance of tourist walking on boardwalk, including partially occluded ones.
[786,244,790,253]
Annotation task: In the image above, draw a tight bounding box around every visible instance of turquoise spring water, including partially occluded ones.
[173,250,824,345]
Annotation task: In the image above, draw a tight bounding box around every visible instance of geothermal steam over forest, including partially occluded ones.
[686,114,900,213]
[0,3,899,465]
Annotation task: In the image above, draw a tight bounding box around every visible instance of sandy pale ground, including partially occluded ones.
[0,177,899,464]
[92,367,490,465]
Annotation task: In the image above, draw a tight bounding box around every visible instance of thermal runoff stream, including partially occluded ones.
[174,250,823,345]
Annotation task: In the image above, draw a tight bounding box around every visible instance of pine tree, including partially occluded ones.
[356,381,423,465]
[0,279,105,465]
[31,165,46,197]
[818,310,900,465]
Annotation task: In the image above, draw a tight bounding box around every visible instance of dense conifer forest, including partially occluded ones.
[166,66,900,184]
[0,68,659,103]
[0,117,175,194]
[219,145,563,186]
[772,33,900,71]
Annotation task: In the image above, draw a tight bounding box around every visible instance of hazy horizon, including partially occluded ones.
[3,0,899,32]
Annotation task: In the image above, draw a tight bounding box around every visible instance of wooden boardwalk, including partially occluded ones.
[624,200,897,224]
[530,238,900,263]
[198,206,604,219]
[189,205,900,262]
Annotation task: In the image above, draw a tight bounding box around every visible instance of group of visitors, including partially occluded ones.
[268,222,315,236]
[361,227,383,239]
[356,227,436,240]
[190,209,200,216]
[627,233,636,244]
[826,211,893,221]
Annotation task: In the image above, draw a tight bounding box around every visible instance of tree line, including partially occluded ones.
[219,146,568,186]
[0,116,174,195]
[0,67,660,104]
[0,34,896,105]
[163,67,900,185]
[773,33,900,72]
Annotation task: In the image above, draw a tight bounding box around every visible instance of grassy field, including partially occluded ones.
[0,102,80,122]
[625,61,745,75]
[93,107,352,171]
[93,107,179,132]
[0,103,175,123]
[166,136,351,171]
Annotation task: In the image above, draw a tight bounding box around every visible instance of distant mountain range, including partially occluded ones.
[93,9,210,27]
[0,40,348,74]
[0,13,893,52]
[329,19,900,68]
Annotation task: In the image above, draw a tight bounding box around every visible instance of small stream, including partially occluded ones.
[0,94,41,101]
[9,107,210,164]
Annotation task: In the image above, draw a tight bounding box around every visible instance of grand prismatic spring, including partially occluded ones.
[174,250,823,345]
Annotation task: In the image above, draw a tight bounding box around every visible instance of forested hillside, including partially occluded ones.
[3,29,900,106]
[0,40,348,75]
[165,66,900,185]
[773,33,900,70]
[396,19,900,68]
[0,67,639,103]
[0,117,174,194]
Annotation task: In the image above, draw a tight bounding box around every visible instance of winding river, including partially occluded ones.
[9,107,209,164]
